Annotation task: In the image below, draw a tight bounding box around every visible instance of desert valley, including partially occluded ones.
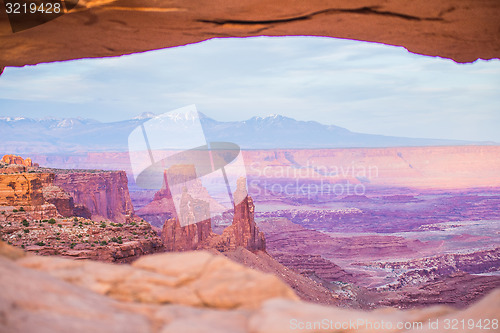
[2,140,499,315]
[1,0,500,330]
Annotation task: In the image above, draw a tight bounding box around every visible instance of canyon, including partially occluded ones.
[1,149,499,313]
[1,0,499,329]
[161,176,265,253]
[0,155,164,262]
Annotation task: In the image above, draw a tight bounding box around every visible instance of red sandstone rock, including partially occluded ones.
[162,217,212,251]
[0,172,54,206]
[137,166,226,227]
[42,185,75,217]
[1,157,163,262]
[0,0,499,69]
[54,171,134,223]
[161,177,265,252]
[1,154,32,167]
[211,179,266,252]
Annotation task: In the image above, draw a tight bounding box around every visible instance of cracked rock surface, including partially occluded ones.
[0,0,499,69]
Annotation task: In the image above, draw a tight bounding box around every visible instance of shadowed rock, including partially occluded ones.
[1,240,499,333]
[0,0,499,66]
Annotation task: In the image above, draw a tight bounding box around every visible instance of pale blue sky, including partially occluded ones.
[0,36,499,142]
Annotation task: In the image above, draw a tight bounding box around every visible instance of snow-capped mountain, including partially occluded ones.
[0,113,492,154]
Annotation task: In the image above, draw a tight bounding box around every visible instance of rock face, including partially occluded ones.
[54,171,134,223]
[11,245,298,309]
[0,0,499,69]
[0,162,132,222]
[162,217,212,251]
[211,178,266,252]
[136,167,226,228]
[1,156,164,262]
[0,172,53,206]
[161,177,265,252]
[135,185,176,227]
[42,185,75,217]
[1,154,32,167]
[1,241,499,333]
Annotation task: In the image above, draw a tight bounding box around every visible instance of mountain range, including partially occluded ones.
[0,113,494,154]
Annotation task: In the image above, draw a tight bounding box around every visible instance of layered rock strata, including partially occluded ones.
[54,171,135,223]
[1,0,499,68]
[161,177,265,252]
[1,155,164,261]
[1,154,33,166]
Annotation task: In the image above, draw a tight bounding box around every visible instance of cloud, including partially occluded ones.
[0,36,499,142]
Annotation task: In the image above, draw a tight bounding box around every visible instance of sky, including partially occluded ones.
[0,36,499,142]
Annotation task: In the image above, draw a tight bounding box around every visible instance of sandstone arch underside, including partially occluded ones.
[0,0,499,69]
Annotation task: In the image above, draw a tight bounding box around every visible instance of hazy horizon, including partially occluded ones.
[1,36,499,142]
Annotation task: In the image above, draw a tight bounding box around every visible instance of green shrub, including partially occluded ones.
[100,240,108,246]
[19,207,25,212]
[35,241,45,246]
[12,209,18,213]
[73,217,78,222]
[23,229,29,233]
[100,222,106,228]
[58,224,62,228]
[21,220,29,227]
[48,218,56,225]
